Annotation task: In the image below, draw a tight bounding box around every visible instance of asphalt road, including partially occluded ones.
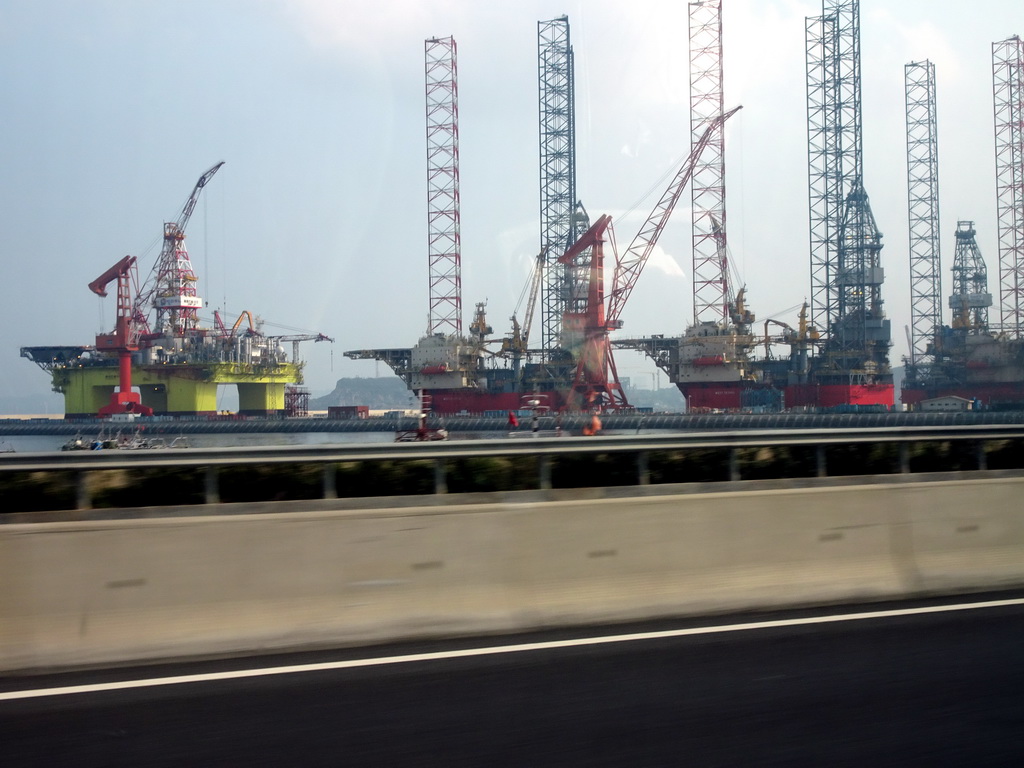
[3,593,1023,767]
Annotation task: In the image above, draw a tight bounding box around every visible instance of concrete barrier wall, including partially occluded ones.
[2,476,1023,671]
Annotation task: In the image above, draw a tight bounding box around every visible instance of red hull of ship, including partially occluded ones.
[786,383,894,408]
[424,389,550,414]
[676,383,746,410]
[678,382,894,410]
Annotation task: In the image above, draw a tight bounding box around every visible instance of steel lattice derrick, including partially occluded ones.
[951,221,992,334]
[146,162,223,339]
[905,60,942,382]
[834,180,885,364]
[993,36,1024,338]
[425,36,462,337]
[538,16,584,357]
[689,0,729,325]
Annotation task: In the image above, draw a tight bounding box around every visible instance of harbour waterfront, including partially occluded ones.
[4,410,1024,453]
[0,430,395,454]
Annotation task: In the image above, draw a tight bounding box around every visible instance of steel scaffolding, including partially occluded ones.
[905,60,942,384]
[993,36,1024,338]
[425,36,462,336]
[689,0,729,325]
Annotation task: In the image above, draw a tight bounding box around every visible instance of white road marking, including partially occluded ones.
[3,596,1023,702]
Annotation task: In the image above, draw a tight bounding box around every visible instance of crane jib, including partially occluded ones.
[606,106,742,326]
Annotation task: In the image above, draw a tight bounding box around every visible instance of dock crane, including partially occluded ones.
[271,333,335,364]
[89,255,154,417]
[502,247,547,381]
[559,106,743,410]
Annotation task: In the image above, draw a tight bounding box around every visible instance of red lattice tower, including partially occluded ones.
[994,35,1024,338]
[425,36,462,336]
[689,0,729,325]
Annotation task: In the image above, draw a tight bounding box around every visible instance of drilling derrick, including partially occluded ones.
[137,161,224,339]
[993,36,1024,338]
[425,36,462,337]
[538,16,589,358]
[904,60,943,389]
[949,222,992,334]
[804,0,892,408]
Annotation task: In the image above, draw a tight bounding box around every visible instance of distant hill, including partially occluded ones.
[310,376,688,412]
[310,377,416,410]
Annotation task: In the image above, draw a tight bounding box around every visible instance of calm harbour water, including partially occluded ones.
[0,431,400,454]
[0,429,556,453]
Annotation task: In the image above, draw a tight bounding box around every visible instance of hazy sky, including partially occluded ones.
[0,0,1019,413]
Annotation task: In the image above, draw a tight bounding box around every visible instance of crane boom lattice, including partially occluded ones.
[607,106,742,327]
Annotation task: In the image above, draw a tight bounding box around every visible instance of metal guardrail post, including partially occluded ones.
[539,455,552,490]
[729,448,740,482]
[899,443,911,474]
[637,451,650,486]
[816,445,827,477]
[976,441,987,471]
[75,471,91,511]
[205,465,219,505]
[322,463,337,499]
[434,459,447,495]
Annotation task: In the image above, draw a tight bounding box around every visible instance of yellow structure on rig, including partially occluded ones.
[61,362,301,418]
[21,348,305,418]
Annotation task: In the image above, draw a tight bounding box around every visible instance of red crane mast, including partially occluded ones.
[90,255,153,417]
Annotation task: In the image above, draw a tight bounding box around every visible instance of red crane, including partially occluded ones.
[558,106,742,411]
[558,214,626,410]
[89,255,153,417]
